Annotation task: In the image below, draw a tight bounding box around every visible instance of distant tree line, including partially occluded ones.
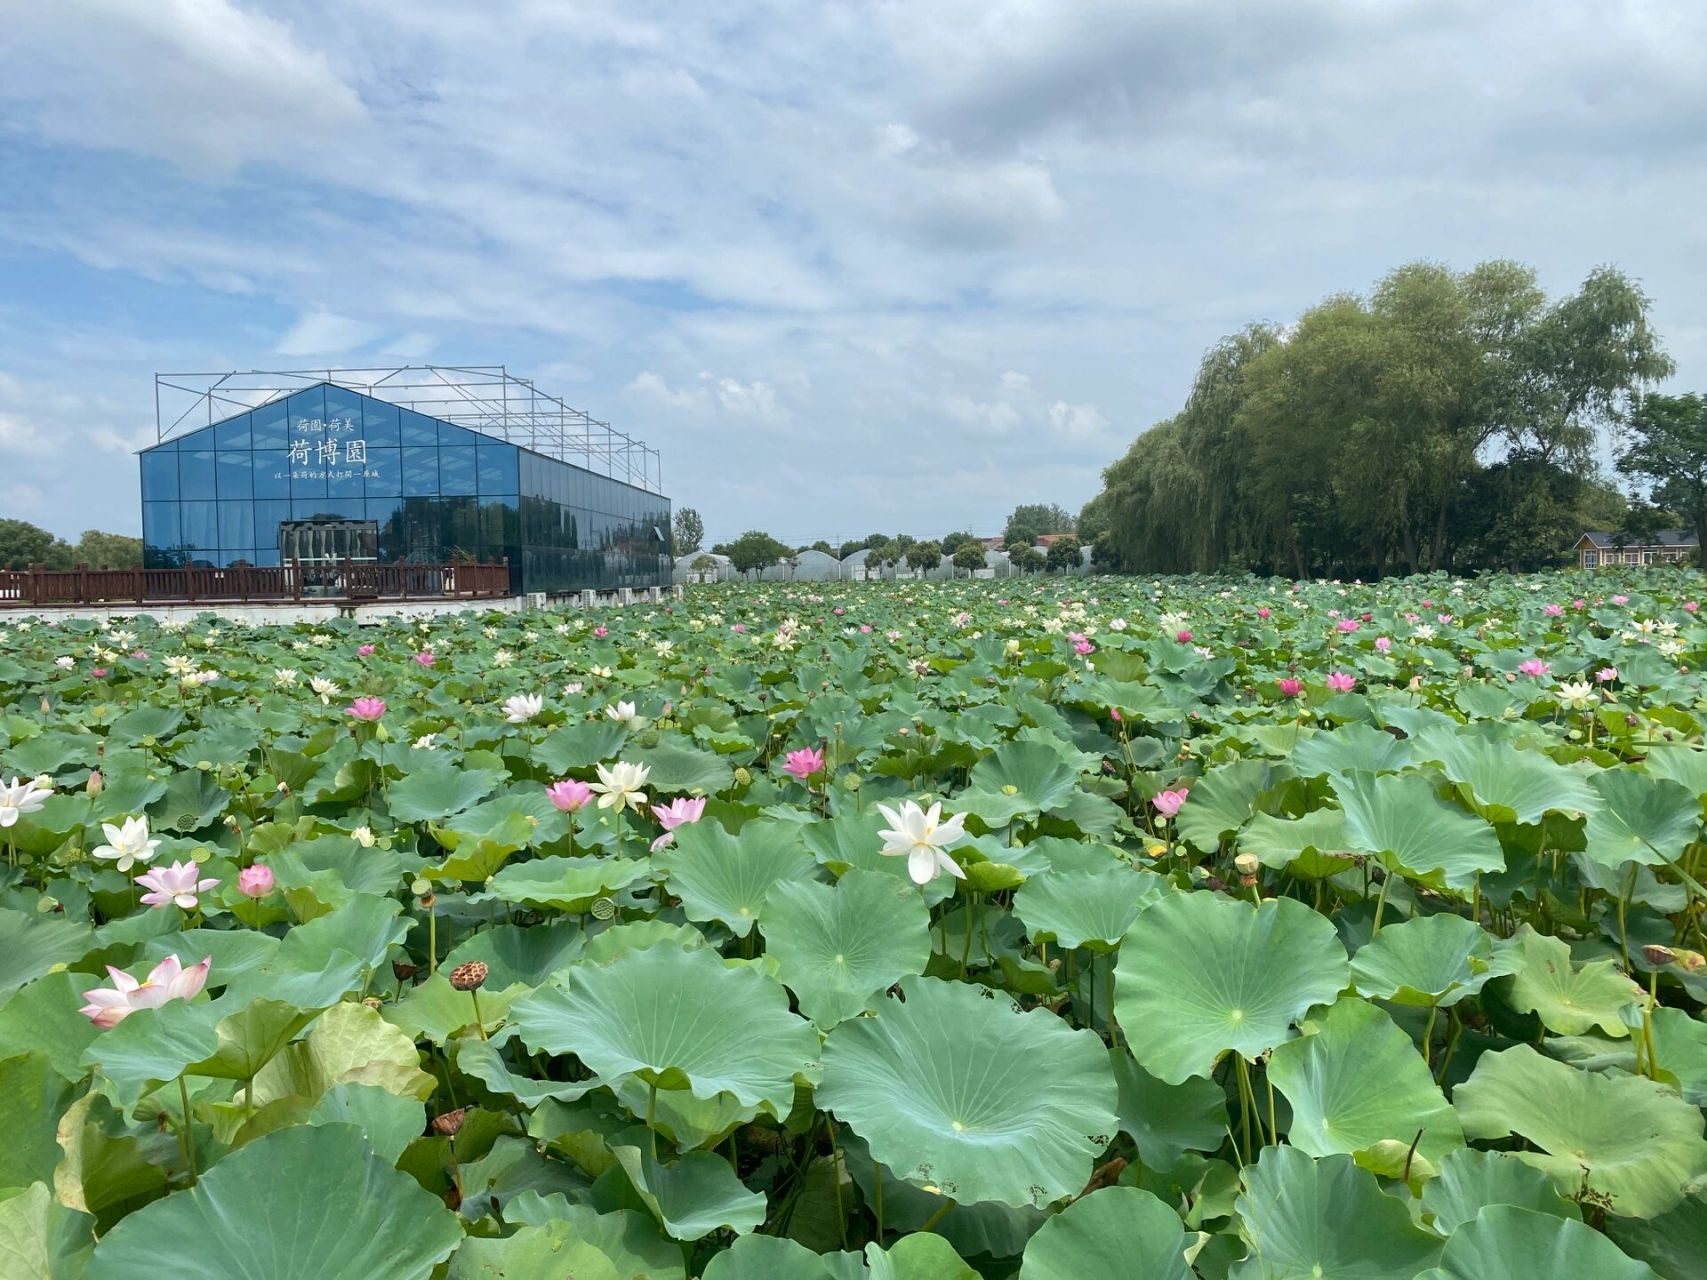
[0,520,144,571]
[1078,260,1682,578]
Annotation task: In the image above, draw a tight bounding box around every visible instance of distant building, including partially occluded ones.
[1572,530,1699,568]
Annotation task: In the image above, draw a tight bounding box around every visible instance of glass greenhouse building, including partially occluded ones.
[139,379,671,595]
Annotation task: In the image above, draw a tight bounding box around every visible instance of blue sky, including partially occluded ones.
[2,0,1704,547]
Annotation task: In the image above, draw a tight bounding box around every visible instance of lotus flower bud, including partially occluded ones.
[392,960,419,983]
[449,961,488,991]
[1641,944,1676,968]
[86,770,102,796]
[237,864,274,898]
[361,996,383,1010]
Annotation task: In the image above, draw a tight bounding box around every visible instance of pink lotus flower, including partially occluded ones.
[1437,614,1453,626]
[593,625,608,638]
[1543,603,1563,617]
[732,624,747,634]
[357,643,375,656]
[546,779,593,812]
[833,607,845,616]
[1256,607,1272,619]
[1276,677,1304,697]
[1374,636,1392,653]
[345,696,386,721]
[1573,599,1585,610]
[90,666,108,678]
[1612,595,1628,605]
[1687,601,1700,613]
[1517,659,1551,678]
[79,954,211,1029]
[237,864,274,898]
[1596,667,1618,683]
[783,747,825,781]
[649,795,706,851]
[1152,788,1189,819]
[1073,640,1094,655]
[415,650,436,667]
[1326,672,1356,693]
[130,649,149,660]
[1175,629,1192,643]
[1110,708,1122,722]
[859,624,872,633]
[1336,619,1360,633]
[136,861,220,910]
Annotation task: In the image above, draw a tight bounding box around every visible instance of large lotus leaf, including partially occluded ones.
[759,869,932,1028]
[52,1091,169,1228]
[1650,1006,1707,1105]
[1237,808,1354,879]
[1114,892,1348,1084]
[503,1194,684,1278]
[511,942,816,1114]
[1175,760,1276,853]
[0,1053,74,1191]
[381,974,526,1045]
[0,1182,94,1280]
[1455,1044,1707,1218]
[1417,1206,1659,1280]
[1269,996,1463,1163]
[1335,771,1504,887]
[146,769,230,833]
[534,721,629,774]
[1499,924,1640,1037]
[186,997,318,1081]
[1232,1145,1443,1280]
[609,1074,756,1151]
[1110,1047,1227,1165]
[958,740,1082,822]
[456,1037,601,1107]
[80,998,221,1116]
[1289,723,1412,780]
[250,1001,436,1109]
[818,977,1117,1208]
[307,1082,424,1165]
[452,1133,587,1220]
[1014,865,1167,951]
[1017,1186,1190,1280]
[83,1124,462,1280]
[1642,746,1707,803]
[442,921,581,989]
[703,1232,976,1280]
[271,893,411,982]
[1606,1188,1707,1280]
[652,818,817,937]
[803,810,955,907]
[386,763,506,823]
[629,740,734,794]
[446,1223,623,1280]
[610,1142,766,1241]
[0,909,94,1000]
[1583,769,1701,868]
[1349,913,1515,1007]
[1431,736,1599,825]
[1420,1149,1580,1235]
[0,970,102,1080]
[480,853,652,912]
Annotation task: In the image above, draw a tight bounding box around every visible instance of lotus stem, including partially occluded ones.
[470,988,488,1040]
[873,1158,885,1243]
[919,1197,957,1233]
[178,1074,198,1184]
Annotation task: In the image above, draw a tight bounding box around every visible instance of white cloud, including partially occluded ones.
[1048,400,1111,438]
[276,311,383,357]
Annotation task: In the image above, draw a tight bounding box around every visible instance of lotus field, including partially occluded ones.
[3,573,1707,1278]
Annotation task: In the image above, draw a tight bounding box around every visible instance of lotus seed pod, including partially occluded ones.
[392,960,418,983]
[449,960,488,991]
[432,1108,466,1137]
[1641,944,1676,968]
[1233,852,1260,876]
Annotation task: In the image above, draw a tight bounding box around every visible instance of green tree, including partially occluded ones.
[838,538,869,559]
[672,507,704,556]
[725,530,790,578]
[905,540,942,573]
[1045,536,1083,573]
[951,542,987,575]
[810,540,833,554]
[1013,546,1046,574]
[1619,392,1707,557]
[940,530,975,555]
[1003,503,1074,545]
[73,530,144,569]
[0,519,72,570]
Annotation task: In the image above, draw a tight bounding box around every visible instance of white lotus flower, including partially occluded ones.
[273,668,299,687]
[310,676,341,704]
[605,701,638,727]
[54,656,74,670]
[1556,680,1597,711]
[503,693,543,724]
[162,655,197,677]
[412,733,439,750]
[876,800,968,885]
[591,761,651,813]
[0,776,52,828]
[91,815,161,872]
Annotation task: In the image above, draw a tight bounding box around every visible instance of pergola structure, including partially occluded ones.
[153,364,662,494]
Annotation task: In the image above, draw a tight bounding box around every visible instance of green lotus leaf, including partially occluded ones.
[1455,1045,1707,1218]
[249,1001,436,1109]
[1175,760,1276,853]
[803,810,956,906]
[1232,1145,1443,1280]
[455,1037,601,1106]
[510,942,816,1114]
[629,740,735,795]
[0,1053,74,1192]
[703,1231,976,1279]
[534,720,629,773]
[50,1090,168,1227]
[441,921,581,989]
[503,1194,684,1277]
[609,1073,757,1150]
[1113,892,1348,1084]
[1014,865,1167,951]
[1269,996,1463,1163]
[0,908,94,1000]
[381,974,525,1045]
[1417,1205,1659,1280]
[1237,808,1353,879]
[1499,924,1641,1037]
[1606,1188,1707,1280]
[1583,769,1701,868]
[819,976,1117,1208]
[1420,1148,1580,1235]
[1430,736,1599,824]
[386,763,506,823]
[1289,722,1412,780]
[652,818,817,937]
[0,1182,94,1280]
[1650,1006,1707,1105]
[446,1223,623,1280]
[610,1142,766,1241]
[425,810,537,883]
[759,869,932,1028]
[579,919,709,965]
[480,854,651,912]
[453,1134,587,1222]
[307,1082,426,1165]
[1017,1186,1191,1280]
[1335,770,1504,887]
[0,970,102,1080]
[81,998,221,1116]
[1349,912,1516,1006]
[1110,1047,1227,1165]
[83,1124,462,1280]
[1642,745,1707,803]
[969,740,1081,810]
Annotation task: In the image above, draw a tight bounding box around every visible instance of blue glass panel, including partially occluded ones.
[142,502,180,549]
[180,450,216,497]
[323,386,363,437]
[175,425,217,450]
[181,501,218,549]
[400,410,439,446]
[253,500,291,544]
[439,446,477,495]
[363,448,401,496]
[252,547,281,568]
[439,423,482,448]
[251,400,289,449]
[214,412,253,450]
[140,451,180,502]
[215,450,253,499]
[218,501,254,547]
[480,495,520,546]
[361,398,402,448]
[287,386,327,435]
[188,548,220,567]
[219,550,254,568]
[478,445,518,495]
[402,447,439,496]
[328,455,365,498]
[253,452,291,498]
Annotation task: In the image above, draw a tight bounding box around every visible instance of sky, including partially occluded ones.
[1,0,1705,549]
